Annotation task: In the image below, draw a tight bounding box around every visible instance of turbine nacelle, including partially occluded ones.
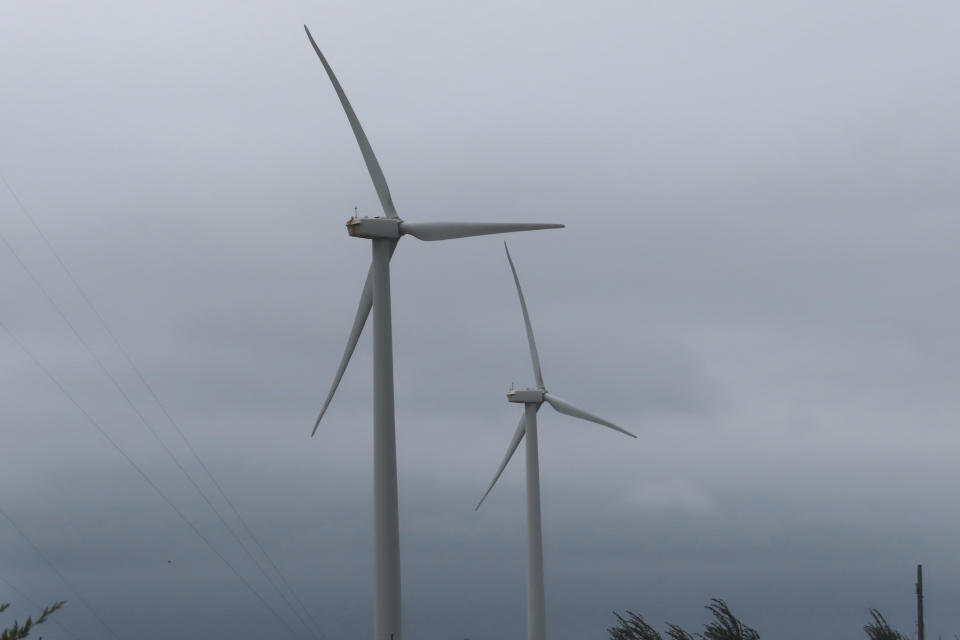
[347,216,402,239]
[507,388,545,404]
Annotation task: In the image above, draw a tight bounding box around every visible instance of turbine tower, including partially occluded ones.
[303,26,563,640]
[476,243,636,640]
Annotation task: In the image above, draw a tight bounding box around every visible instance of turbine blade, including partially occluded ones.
[543,392,636,438]
[504,243,544,388]
[312,240,399,435]
[312,270,371,435]
[475,415,527,510]
[400,222,563,241]
[304,25,398,219]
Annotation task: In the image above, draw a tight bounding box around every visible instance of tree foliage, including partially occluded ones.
[609,599,755,640]
[863,608,909,640]
[700,599,760,640]
[1,601,65,640]
[608,610,664,640]
[609,600,916,640]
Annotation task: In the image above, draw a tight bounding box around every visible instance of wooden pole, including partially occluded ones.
[916,564,925,640]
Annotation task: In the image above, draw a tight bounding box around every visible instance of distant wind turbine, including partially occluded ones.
[303,26,563,640]
[476,243,636,640]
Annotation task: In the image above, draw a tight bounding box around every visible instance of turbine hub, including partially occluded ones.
[507,387,544,404]
[346,216,402,239]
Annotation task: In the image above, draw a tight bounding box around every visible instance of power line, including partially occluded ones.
[1,173,325,638]
[0,175,317,638]
[0,318,299,638]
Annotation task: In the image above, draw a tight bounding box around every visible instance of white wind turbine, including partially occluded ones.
[303,26,563,640]
[476,243,636,640]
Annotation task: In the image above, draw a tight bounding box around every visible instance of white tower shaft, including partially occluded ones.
[372,238,402,640]
[524,403,547,640]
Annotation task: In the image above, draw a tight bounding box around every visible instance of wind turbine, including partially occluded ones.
[303,26,563,640]
[476,243,636,640]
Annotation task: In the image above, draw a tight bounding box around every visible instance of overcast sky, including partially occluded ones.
[2,2,959,639]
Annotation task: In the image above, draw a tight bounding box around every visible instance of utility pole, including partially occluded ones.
[916,564,925,640]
